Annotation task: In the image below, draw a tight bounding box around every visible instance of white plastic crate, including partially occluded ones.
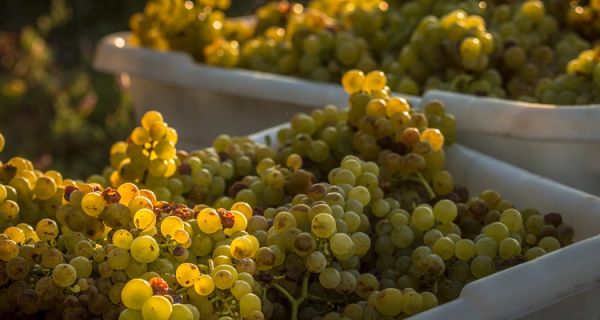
[250,124,600,320]
[422,91,600,196]
[93,32,418,150]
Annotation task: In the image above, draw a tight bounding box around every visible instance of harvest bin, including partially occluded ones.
[422,91,600,197]
[93,32,418,150]
[250,124,600,320]
[94,32,600,195]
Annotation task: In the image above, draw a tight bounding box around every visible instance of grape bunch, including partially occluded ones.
[106,111,181,202]
[395,9,496,96]
[130,0,230,60]
[535,45,600,105]
[0,69,579,319]
[129,0,600,105]
[565,0,600,42]
[0,154,65,230]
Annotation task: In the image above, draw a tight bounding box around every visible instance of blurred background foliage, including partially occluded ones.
[0,0,275,179]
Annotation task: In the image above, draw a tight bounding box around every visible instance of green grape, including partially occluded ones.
[525,247,547,260]
[402,289,424,315]
[142,295,172,320]
[351,232,371,256]
[34,276,58,301]
[319,267,341,289]
[459,37,482,61]
[230,235,258,260]
[192,234,214,257]
[471,255,494,279]
[4,226,25,244]
[213,269,236,290]
[113,229,134,249]
[305,251,327,273]
[52,263,77,287]
[336,271,357,294]
[34,218,59,241]
[433,199,457,224]
[127,196,152,215]
[432,237,455,260]
[273,211,297,233]
[196,208,222,234]
[526,215,545,236]
[69,256,92,278]
[0,240,20,262]
[108,247,131,270]
[160,216,184,238]
[411,206,434,231]
[192,168,212,187]
[329,233,355,258]
[391,225,414,248]
[134,208,156,231]
[32,176,57,200]
[354,273,379,299]
[411,245,432,267]
[423,229,443,247]
[130,235,160,263]
[120,308,144,320]
[500,209,523,232]
[112,178,136,198]
[374,288,403,317]
[342,211,361,233]
[348,186,370,206]
[125,261,148,279]
[81,192,106,217]
[194,274,215,296]
[455,239,476,261]
[311,213,336,238]
[0,200,19,221]
[538,236,560,252]
[0,185,6,203]
[169,304,194,320]
[231,280,252,300]
[371,199,391,218]
[421,291,438,311]
[475,236,498,257]
[6,256,29,280]
[499,237,521,260]
[131,125,151,146]
[432,171,454,195]
[239,293,261,318]
[176,263,201,288]
[421,254,445,277]
[484,222,510,243]
[154,140,176,161]
[330,169,356,186]
[121,279,153,310]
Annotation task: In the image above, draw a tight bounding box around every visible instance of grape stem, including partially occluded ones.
[413,172,436,200]
[306,294,345,304]
[217,289,234,316]
[272,272,310,320]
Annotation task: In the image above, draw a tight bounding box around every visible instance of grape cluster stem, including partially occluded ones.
[272,271,310,320]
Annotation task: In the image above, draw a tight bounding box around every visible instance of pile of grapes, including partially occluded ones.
[0,70,576,320]
[129,0,600,105]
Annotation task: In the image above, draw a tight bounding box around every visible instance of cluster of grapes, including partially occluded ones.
[565,0,600,42]
[0,153,64,230]
[107,111,180,203]
[129,0,230,61]
[130,0,600,105]
[535,45,600,105]
[0,69,578,320]
[396,9,496,96]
